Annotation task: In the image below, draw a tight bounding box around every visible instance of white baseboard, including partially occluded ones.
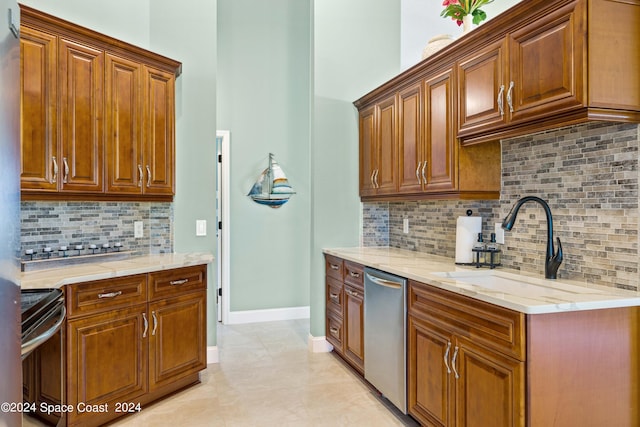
[226,306,310,325]
[207,346,219,364]
[308,334,333,353]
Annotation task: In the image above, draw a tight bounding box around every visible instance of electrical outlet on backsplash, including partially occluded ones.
[362,122,640,291]
[20,201,174,258]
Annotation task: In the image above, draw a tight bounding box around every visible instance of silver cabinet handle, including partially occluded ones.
[63,157,69,183]
[373,169,379,188]
[329,264,340,271]
[416,161,422,183]
[151,311,158,336]
[138,165,143,187]
[349,271,360,278]
[329,327,339,334]
[142,313,148,338]
[329,292,340,301]
[452,345,460,379]
[51,156,58,184]
[421,161,427,184]
[146,165,152,187]
[170,278,189,286]
[497,84,505,116]
[444,341,452,374]
[98,291,122,299]
[370,170,375,188]
[345,288,359,297]
[506,81,514,113]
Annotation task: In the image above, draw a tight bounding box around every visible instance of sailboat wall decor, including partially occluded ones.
[247,153,295,208]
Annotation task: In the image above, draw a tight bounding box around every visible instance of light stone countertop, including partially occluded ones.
[323,247,640,315]
[20,252,214,290]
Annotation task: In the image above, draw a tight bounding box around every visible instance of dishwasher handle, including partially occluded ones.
[366,273,403,289]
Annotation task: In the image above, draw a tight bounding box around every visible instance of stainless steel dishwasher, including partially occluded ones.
[364,267,407,414]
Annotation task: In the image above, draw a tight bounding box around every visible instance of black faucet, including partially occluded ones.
[501,196,563,279]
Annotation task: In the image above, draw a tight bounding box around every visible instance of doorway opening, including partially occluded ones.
[216,130,230,324]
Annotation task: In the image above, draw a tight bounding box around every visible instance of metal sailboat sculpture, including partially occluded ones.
[247,153,295,208]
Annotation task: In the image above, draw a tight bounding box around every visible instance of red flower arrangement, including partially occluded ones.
[440,0,493,26]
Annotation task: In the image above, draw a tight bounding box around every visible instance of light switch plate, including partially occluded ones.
[196,220,207,236]
[494,222,505,244]
[403,218,409,234]
[134,221,143,238]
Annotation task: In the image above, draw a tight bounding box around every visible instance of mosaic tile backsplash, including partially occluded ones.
[363,122,640,291]
[20,201,173,258]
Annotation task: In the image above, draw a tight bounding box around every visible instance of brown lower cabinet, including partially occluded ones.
[325,255,365,374]
[23,264,207,427]
[408,279,640,427]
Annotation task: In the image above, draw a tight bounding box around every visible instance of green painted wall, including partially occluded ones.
[217,0,311,312]
[310,0,401,336]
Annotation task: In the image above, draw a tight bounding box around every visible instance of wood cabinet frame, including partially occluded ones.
[20,5,181,202]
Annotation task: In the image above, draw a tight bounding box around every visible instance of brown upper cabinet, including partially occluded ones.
[20,5,181,201]
[355,0,640,201]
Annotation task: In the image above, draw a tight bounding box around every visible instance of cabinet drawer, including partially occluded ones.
[326,277,344,317]
[325,255,343,281]
[326,311,343,354]
[66,274,147,318]
[409,280,525,361]
[344,261,364,290]
[148,265,207,301]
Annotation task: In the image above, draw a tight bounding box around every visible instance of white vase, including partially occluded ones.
[421,34,455,60]
[462,15,473,34]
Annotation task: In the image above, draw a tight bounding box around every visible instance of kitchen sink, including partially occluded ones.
[429,270,606,299]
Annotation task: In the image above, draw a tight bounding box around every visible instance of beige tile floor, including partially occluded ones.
[24,319,417,426]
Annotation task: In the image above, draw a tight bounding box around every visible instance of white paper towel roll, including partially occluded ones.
[455,215,482,264]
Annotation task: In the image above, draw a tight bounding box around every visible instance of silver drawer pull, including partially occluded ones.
[452,346,460,379]
[329,327,339,334]
[98,291,123,299]
[329,292,339,300]
[345,289,359,297]
[170,278,189,286]
[349,271,360,278]
[142,313,148,338]
[444,341,452,374]
[329,264,340,270]
[152,311,158,336]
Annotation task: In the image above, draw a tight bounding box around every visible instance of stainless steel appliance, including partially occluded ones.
[364,267,407,414]
[0,0,21,424]
[21,289,66,359]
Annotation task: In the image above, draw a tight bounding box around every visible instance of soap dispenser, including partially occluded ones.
[487,232,502,268]
[472,233,486,265]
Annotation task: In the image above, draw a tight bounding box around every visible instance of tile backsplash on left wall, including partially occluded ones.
[20,201,173,256]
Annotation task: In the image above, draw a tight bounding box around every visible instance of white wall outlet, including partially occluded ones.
[134,221,143,238]
[494,222,505,244]
[196,220,207,236]
[403,218,409,234]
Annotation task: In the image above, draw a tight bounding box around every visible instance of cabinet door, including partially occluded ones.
[457,40,507,137]
[408,316,454,427]
[143,66,175,196]
[424,69,456,193]
[106,54,143,194]
[58,38,104,193]
[343,284,364,373]
[454,337,524,427]
[508,1,584,123]
[33,329,63,425]
[375,94,398,195]
[20,26,58,192]
[359,105,377,197]
[67,305,148,426]
[148,292,206,391]
[397,83,424,194]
